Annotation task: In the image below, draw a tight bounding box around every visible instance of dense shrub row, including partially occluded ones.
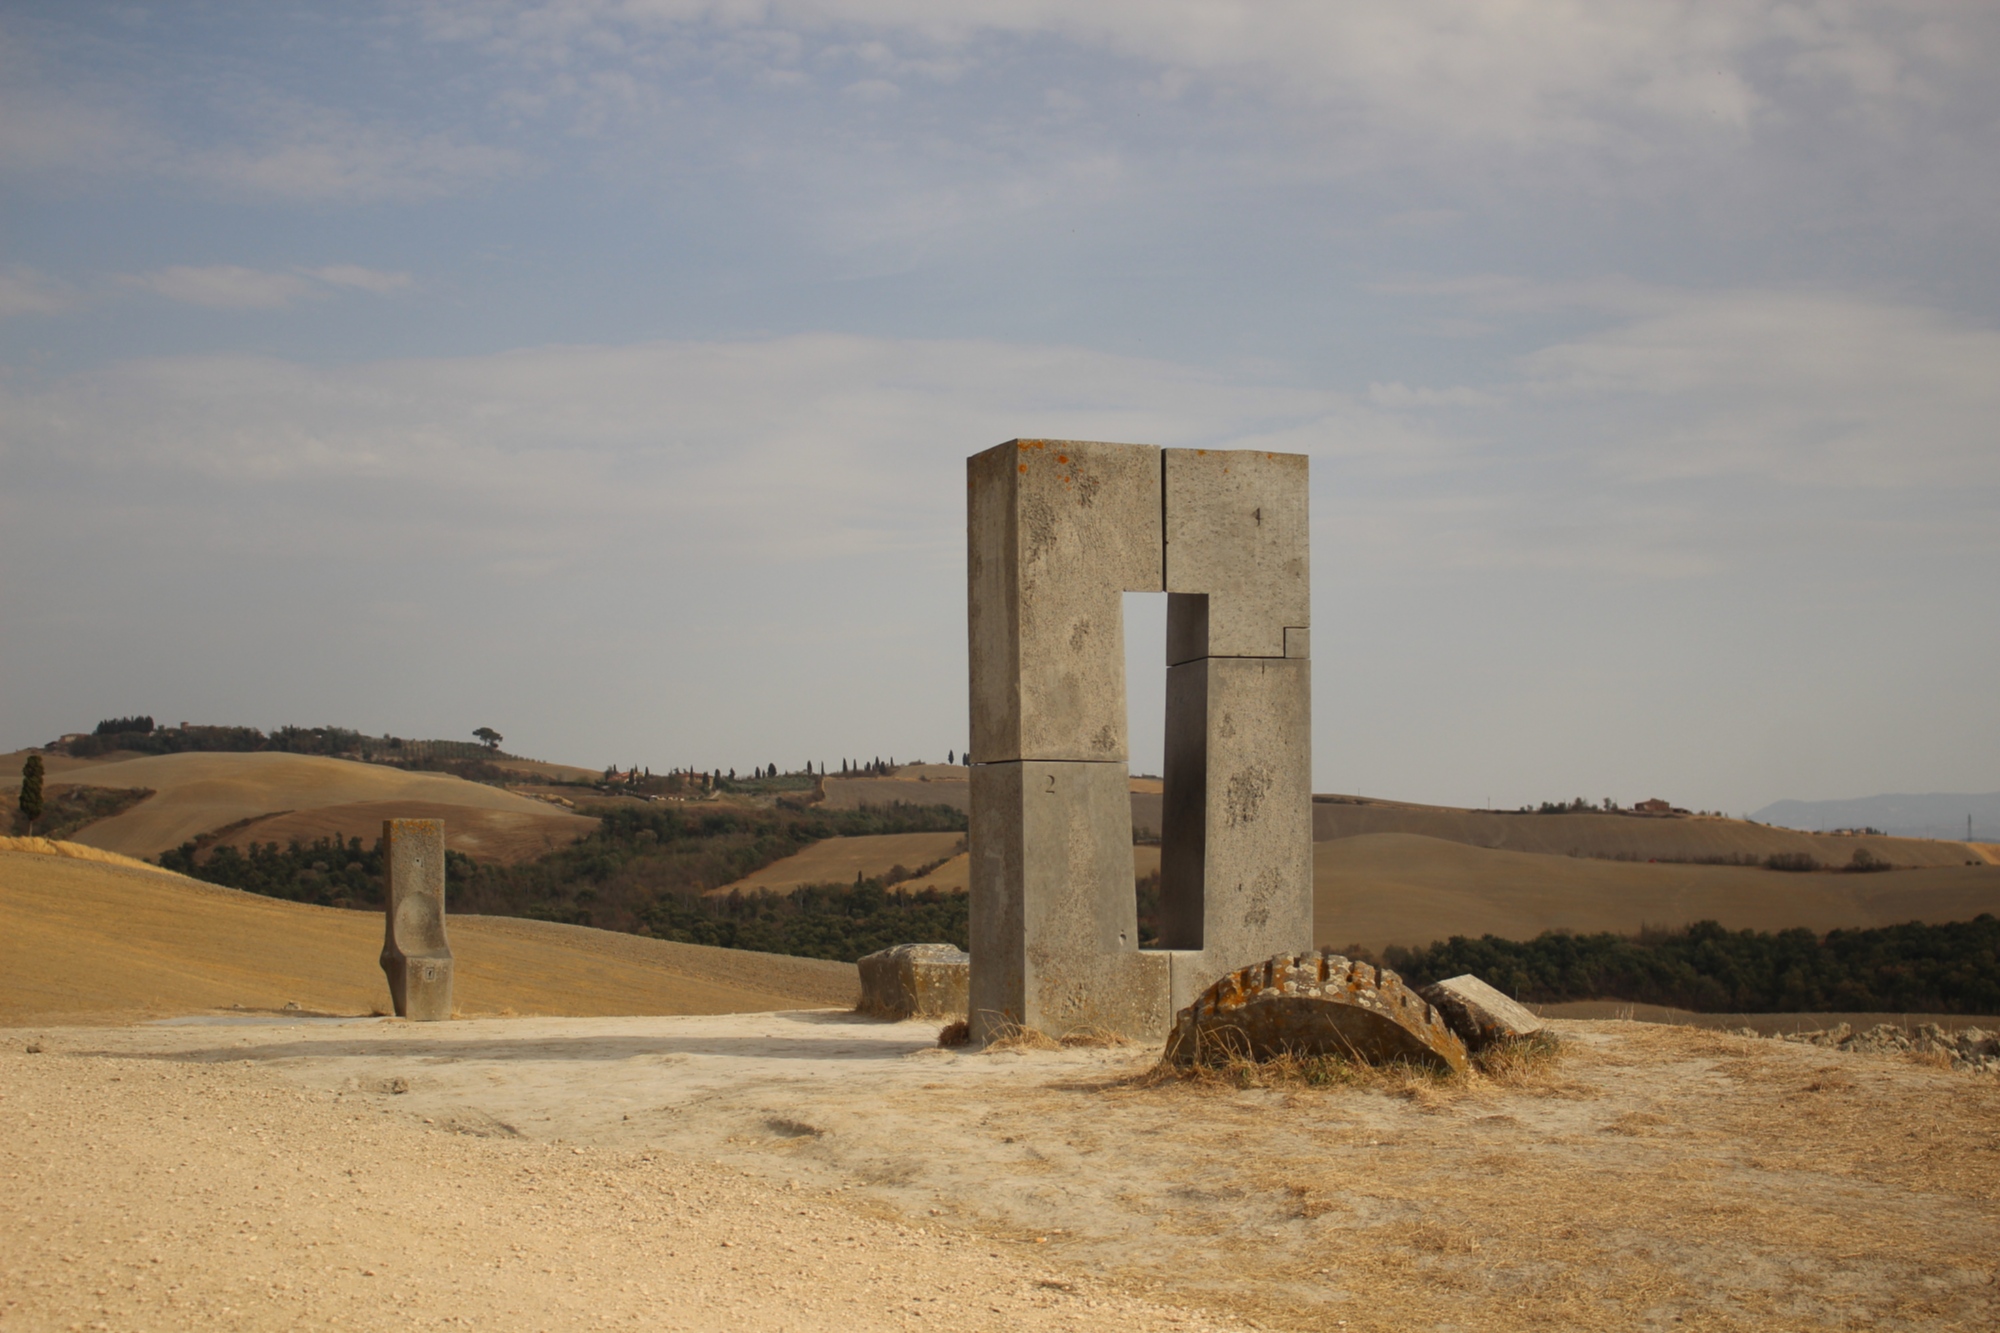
[1383,916,2000,1014]
[159,801,970,960]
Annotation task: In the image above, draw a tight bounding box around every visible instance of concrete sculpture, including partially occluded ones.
[379,818,454,1021]
[966,439,1312,1042]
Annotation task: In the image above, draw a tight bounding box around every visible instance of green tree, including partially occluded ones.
[473,727,503,751]
[18,754,44,836]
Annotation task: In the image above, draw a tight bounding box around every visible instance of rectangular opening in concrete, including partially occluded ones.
[1123,591,1172,950]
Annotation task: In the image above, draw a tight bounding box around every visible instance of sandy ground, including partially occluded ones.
[38,752,591,859]
[0,1029,1230,1333]
[4,1013,1994,1332]
[1317,832,2000,950]
[0,850,855,1024]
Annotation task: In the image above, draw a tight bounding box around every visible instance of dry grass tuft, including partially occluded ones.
[1133,1030,1578,1105]
[980,1022,1062,1052]
[1056,1025,1131,1049]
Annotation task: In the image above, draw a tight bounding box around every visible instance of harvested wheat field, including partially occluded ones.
[214,798,589,864]
[712,830,967,895]
[1316,832,2000,950]
[1311,794,1987,868]
[0,846,854,1024]
[6,1009,1995,1332]
[37,751,594,859]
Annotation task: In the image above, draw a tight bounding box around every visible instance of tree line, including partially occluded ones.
[1381,916,2000,1014]
[158,799,970,959]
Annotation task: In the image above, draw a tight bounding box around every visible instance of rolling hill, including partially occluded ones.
[0,844,855,1023]
[11,750,595,861]
[1314,833,2000,951]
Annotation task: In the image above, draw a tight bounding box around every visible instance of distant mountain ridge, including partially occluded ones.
[1751,792,2000,842]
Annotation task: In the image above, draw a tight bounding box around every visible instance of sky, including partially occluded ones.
[2,1,1996,815]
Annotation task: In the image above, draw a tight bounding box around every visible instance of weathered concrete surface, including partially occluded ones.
[1163,448,1309,661]
[857,943,969,1020]
[1420,974,1546,1050]
[1158,448,1312,1013]
[380,818,453,1021]
[969,760,1170,1041]
[1167,950,1469,1074]
[967,439,1162,764]
[966,438,1312,1044]
[1159,656,1313,1011]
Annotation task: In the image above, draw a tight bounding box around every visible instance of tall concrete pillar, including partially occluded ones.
[1158,445,1313,1013]
[966,439,1312,1041]
[967,440,1168,1041]
[380,818,454,1021]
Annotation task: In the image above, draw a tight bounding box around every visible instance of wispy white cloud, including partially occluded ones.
[116,263,416,310]
[187,105,527,203]
[0,23,525,204]
[304,265,414,295]
[121,265,314,310]
[420,0,1999,155]
[0,265,76,318]
[1518,287,2000,489]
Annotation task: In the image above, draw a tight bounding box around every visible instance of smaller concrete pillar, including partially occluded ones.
[380,818,453,1021]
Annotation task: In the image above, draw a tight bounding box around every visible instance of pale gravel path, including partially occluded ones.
[0,1040,1237,1332]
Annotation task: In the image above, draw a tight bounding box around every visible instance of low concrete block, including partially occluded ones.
[1419,974,1546,1050]
[858,943,969,1020]
[380,818,453,1021]
[1167,950,1468,1074]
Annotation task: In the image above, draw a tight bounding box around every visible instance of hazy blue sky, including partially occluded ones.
[3,2,1996,813]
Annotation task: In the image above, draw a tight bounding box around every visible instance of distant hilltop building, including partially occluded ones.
[1634,798,1673,814]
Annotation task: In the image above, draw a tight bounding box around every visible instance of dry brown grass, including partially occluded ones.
[980,1021,1064,1052]
[1141,1030,1574,1106]
[1050,1021,2000,1331]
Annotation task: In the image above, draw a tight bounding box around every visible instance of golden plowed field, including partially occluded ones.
[1315,832,2000,950]
[0,847,854,1023]
[19,750,595,859]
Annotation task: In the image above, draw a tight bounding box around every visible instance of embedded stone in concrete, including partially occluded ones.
[1419,974,1546,1050]
[380,818,453,1021]
[857,943,969,1020]
[967,439,1162,765]
[1167,950,1469,1074]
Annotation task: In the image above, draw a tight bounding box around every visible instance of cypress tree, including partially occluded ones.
[19,754,44,836]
